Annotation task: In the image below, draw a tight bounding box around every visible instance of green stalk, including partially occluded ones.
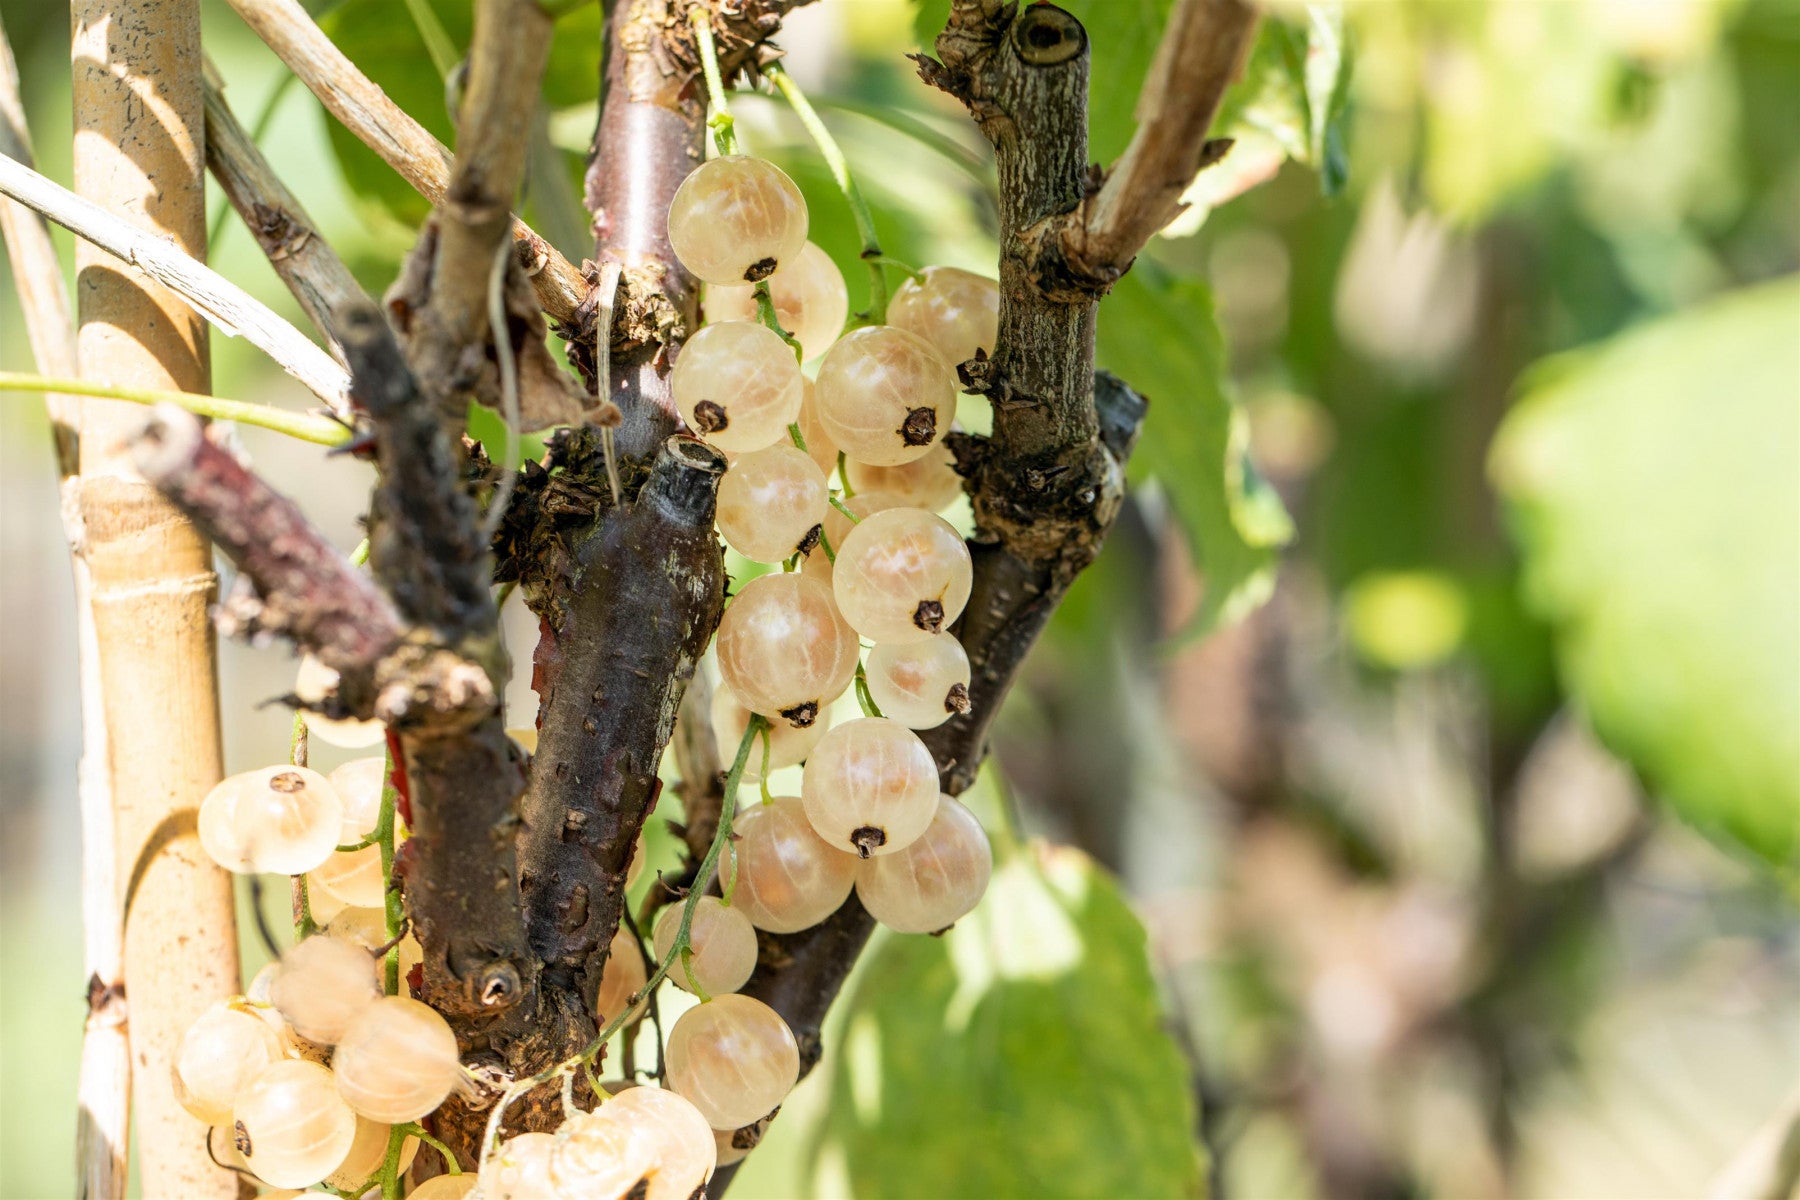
[755,281,804,363]
[689,9,737,156]
[0,373,351,446]
[766,63,889,323]
[376,750,402,997]
[401,0,459,81]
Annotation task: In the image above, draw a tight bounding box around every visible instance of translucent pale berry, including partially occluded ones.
[593,926,648,1028]
[295,655,384,748]
[715,573,858,728]
[323,1116,417,1189]
[326,757,387,843]
[794,378,841,478]
[406,1176,479,1199]
[668,155,808,285]
[865,637,972,730]
[595,1086,718,1200]
[801,491,903,586]
[667,994,801,1131]
[232,1059,357,1189]
[731,795,858,933]
[856,794,992,933]
[801,718,939,859]
[712,682,830,780]
[706,240,848,359]
[717,443,828,563]
[888,266,1000,369]
[198,765,344,876]
[714,1120,765,1168]
[548,1108,658,1198]
[482,1130,557,1200]
[174,1000,286,1125]
[324,907,423,983]
[845,440,962,513]
[653,896,760,996]
[814,326,957,466]
[832,507,973,644]
[270,935,381,1045]
[331,995,461,1123]
[670,321,805,452]
[308,842,386,909]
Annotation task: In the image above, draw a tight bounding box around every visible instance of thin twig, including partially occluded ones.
[0,151,354,418]
[202,69,373,360]
[1074,0,1256,276]
[220,0,586,323]
[592,260,624,507]
[0,373,352,446]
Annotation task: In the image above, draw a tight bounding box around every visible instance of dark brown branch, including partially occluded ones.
[131,405,402,673]
[203,72,372,361]
[1070,0,1255,286]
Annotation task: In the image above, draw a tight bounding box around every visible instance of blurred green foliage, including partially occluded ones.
[1494,278,1800,869]
[813,844,1204,1199]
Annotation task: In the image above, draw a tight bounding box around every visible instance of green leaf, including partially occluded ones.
[1096,266,1291,636]
[318,0,602,229]
[1491,276,1800,868]
[1212,4,1352,195]
[811,843,1206,1199]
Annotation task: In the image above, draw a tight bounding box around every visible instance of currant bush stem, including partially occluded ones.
[854,662,884,719]
[828,493,861,525]
[479,714,768,1169]
[400,1121,461,1174]
[0,372,352,446]
[689,9,737,156]
[376,1120,408,1199]
[376,749,402,996]
[766,63,889,323]
[755,281,804,362]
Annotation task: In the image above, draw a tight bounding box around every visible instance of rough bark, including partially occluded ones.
[69,1,240,1193]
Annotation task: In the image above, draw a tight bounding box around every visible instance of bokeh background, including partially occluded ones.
[3,0,1797,1197]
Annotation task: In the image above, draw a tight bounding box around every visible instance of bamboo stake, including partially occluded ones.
[0,17,127,1199]
[70,1,241,1193]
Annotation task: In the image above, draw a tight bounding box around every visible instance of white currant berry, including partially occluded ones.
[717,443,829,563]
[549,1108,658,1199]
[308,842,386,910]
[198,765,344,876]
[331,995,461,1123]
[814,325,957,466]
[653,896,759,996]
[323,1116,417,1189]
[801,490,903,586]
[481,1130,556,1200]
[600,1085,718,1200]
[832,507,973,644]
[326,757,387,843]
[270,935,381,1045]
[731,795,859,933]
[173,1000,286,1126]
[715,573,858,728]
[707,240,848,359]
[711,682,830,780]
[295,655,384,748]
[593,926,648,1028]
[801,718,939,859]
[888,266,1000,369]
[666,994,801,1131]
[232,1059,358,1189]
[713,1118,770,1168]
[670,321,805,451]
[794,377,841,478]
[856,794,992,933]
[865,637,973,730]
[668,155,809,285]
[406,1176,479,1199]
[844,439,962,512]
[323,907,424,983]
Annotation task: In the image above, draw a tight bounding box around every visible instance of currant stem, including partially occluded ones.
[828,493,861,525]
[375,750,402,997]
[766,63,889,323]
[837,451,855,497]
[755,281,804,363]
[0,372,352,446]
[854,661,884,719]
[689,10,737,156]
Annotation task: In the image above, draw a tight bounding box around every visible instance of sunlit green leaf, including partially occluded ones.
[1096,266,1290,636]
[812,843,1205,1199]
[1492,276,1800,867]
